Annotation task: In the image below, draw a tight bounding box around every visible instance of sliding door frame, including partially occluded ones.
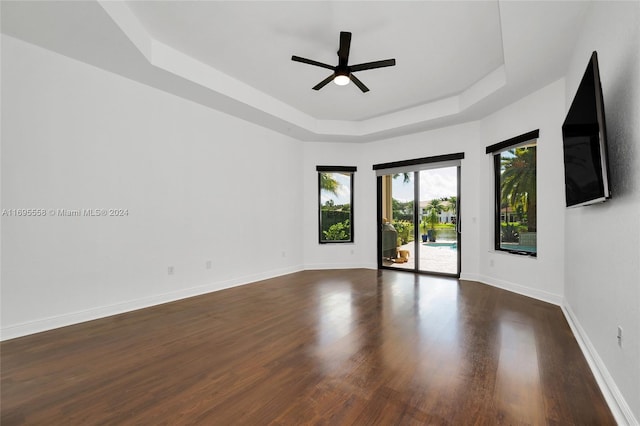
[374,153,464,278]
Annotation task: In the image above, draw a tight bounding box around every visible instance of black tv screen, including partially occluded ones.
[562,51,611,207]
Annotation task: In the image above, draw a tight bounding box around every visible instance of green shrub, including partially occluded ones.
[392,220,414,245]
[501,223,519,243]
[321,209,350,229]
[323,220,350,241]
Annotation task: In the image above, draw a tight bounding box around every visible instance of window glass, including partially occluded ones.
[319,171,354,243]
[495,143,537,255]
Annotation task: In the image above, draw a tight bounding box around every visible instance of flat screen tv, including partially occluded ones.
[562,51,611,207]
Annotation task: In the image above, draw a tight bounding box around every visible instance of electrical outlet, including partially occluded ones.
[168,266,174,275]
[617,326,623,347]
[205,260,212,270]
[490,259,494,267]
[281,251,286,258]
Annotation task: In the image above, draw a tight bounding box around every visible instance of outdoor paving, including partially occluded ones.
[383,240,458,274]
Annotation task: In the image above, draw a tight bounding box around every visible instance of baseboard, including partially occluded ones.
[0,264,304,341]
[462,273,563,306]
[0,268,564,341]
[459,272,481,282]
[303,262,378,271]
[4,266,634,425]
[562,302,637,426]
[463,274,635,424]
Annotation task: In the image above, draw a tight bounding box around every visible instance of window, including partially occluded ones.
[317,166,356,243]
[486,130,538,256]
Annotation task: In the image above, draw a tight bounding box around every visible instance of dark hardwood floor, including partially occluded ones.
[1,269,614,425]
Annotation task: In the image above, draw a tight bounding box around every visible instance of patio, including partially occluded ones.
[383,240,458,274]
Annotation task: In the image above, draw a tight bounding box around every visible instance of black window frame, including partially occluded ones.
[317,166,356,244]
[486,130,539,257]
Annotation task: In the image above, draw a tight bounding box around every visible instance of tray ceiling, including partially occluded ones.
[1,1,591,142]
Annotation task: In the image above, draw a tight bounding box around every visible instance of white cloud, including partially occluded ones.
[320,172,351,205]
[391,167,457,202]
[419,167,457,201]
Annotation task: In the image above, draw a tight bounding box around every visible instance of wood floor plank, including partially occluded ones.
[1,269,615,425]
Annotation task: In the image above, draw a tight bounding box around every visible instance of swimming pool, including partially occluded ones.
[422,241,457,249]
[499,244,536,253]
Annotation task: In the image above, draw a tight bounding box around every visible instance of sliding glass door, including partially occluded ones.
[380,173,416,270]
[416,166,459,275]
[376,154,462,277]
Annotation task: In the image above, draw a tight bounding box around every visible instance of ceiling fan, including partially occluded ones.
[291,31,396,93]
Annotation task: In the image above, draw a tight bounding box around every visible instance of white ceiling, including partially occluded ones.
[127,1,504,121]
[1,1,592,142]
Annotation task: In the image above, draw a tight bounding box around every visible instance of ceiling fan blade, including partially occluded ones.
[350,59,396,72]
[338,31,352,66]
[291,55,335,71]
[312,74,336,90]
[350,74,369,93]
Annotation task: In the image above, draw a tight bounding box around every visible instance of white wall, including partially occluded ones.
[477,79,567,304]
[302,141,377,270]
[562,2,640,423]
[300,5,639,421]
[1,35,304,339]
[302,80,568,307]
[3,7,638,420]
[302,122,483,279]
[367,122,484,280]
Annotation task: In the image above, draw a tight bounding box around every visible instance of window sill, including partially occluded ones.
[490,249,537,259]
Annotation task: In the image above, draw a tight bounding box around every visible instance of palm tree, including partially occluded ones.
[426,207,440,230]
[392,173,412,183]
[426,198,445,217]
[419,215,429,236]
[422,198,444,242]
[501,147,536,231]
[447,196,457,217]
[320,172,340,195]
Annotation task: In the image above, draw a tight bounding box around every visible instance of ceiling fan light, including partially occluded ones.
[334,74,350,86]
